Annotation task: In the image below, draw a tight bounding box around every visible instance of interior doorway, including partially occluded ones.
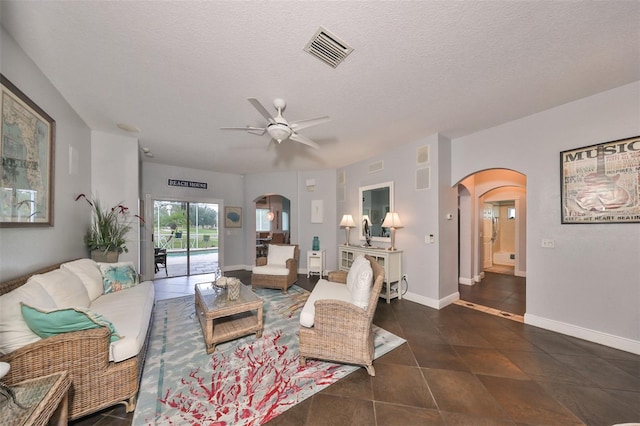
[457,169,527,316]
[483,200,517,275]
[152,199,220,278]
[254,194,291,258]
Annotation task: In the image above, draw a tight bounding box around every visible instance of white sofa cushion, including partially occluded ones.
[61,259,104,301]
[252,265,290,276]
[0,281,56,355]
[299,279,352,328]
[267,244,294,266]
[89,280,155,362]
[28,269,90,309]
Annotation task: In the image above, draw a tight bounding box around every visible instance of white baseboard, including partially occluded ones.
[225,264,252,272]
[515,269,526,277]
[458,277,475,286]
[525,313,640,355]
[474,272,485,282]
[403,291,459,309]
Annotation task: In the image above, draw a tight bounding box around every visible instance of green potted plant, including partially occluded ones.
[75,194,143,262]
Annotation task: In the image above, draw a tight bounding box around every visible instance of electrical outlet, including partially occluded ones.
[402,274,408,281]
[541,238,555,248]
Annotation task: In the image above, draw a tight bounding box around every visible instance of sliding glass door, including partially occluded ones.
[153,200,219,278]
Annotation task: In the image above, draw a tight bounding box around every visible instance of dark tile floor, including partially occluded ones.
[459,271,526,316]
[72,271,639,425]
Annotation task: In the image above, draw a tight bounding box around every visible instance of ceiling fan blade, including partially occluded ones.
[247,98,276,124]
[289,116,330,132]
[289,132,319,149]
[220,126,266,136]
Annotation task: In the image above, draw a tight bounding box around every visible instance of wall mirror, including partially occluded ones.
[359,181,394,245]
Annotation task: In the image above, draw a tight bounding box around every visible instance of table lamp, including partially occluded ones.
[382,212,403,251]
[339,214,356,246]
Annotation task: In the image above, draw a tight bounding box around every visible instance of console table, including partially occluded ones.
[338,245,403,303]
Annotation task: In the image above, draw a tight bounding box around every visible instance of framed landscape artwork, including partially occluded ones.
[560,135,640,224]
[1,74,56,227]
[225,206,242,228]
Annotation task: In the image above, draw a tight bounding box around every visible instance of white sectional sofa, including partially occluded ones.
[0,258,155,420]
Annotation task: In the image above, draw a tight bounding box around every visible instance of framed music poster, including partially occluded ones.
[560,135,640,224]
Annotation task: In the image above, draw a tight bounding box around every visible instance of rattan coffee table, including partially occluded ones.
[195,281,264,353]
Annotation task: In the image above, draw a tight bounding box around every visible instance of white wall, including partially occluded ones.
[296,170,338,271]
[244,170,338,273]
[141,162,245,272]
[91,131,140,266]
[452,82,640,352]
[0,27,91,280]
[340,134,459,308]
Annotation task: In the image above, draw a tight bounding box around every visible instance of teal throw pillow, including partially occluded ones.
[98,262,139,294]
[20,303,121,343]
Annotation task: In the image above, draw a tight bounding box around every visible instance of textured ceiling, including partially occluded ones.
[2,1,639,174]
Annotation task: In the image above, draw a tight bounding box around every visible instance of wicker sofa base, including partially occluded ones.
[0,260,154,420]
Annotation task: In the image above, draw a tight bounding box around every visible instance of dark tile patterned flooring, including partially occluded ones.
[72,271,639,425]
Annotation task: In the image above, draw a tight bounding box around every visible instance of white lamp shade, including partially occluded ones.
[382,212,403,228]
[339,214,356,228]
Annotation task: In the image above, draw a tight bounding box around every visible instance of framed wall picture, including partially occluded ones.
[224,206,242,228]
[560,135,640,224]
[311,199,323,223]
[1,74,56,227]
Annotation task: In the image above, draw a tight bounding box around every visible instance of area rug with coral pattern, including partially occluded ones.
[133,285,405,425]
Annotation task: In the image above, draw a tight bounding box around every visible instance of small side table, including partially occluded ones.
[0,371,71,426]
[307,249,326,278]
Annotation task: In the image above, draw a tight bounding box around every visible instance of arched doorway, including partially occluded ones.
[254,194,291,258]
[457,169,527,316]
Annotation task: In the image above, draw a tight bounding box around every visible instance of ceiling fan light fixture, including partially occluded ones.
[267,123,292,142]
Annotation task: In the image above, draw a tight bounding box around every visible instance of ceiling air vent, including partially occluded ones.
[304,27,354,68]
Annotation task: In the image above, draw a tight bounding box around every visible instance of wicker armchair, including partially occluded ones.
[251,244,299,293]
[299,255,385,376]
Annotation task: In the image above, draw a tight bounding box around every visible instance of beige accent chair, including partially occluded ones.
[251,244,299,293]
[299,255,384,375]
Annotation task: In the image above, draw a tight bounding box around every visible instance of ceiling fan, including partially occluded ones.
[221,98,330,149]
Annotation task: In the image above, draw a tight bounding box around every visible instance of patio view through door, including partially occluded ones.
[153,200,219,278]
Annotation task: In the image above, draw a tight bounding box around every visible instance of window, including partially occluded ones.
[256,208,271,231]
[282,211,289,231]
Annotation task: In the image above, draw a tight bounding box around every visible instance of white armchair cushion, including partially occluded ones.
[346,255,367,293]
[0,281,56,355]
[299,279,352,328]
[61,259,103,301]
[252,265,290,276]
[267,244,295,266]
[347,256,373,309]
[28,269,90,309]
